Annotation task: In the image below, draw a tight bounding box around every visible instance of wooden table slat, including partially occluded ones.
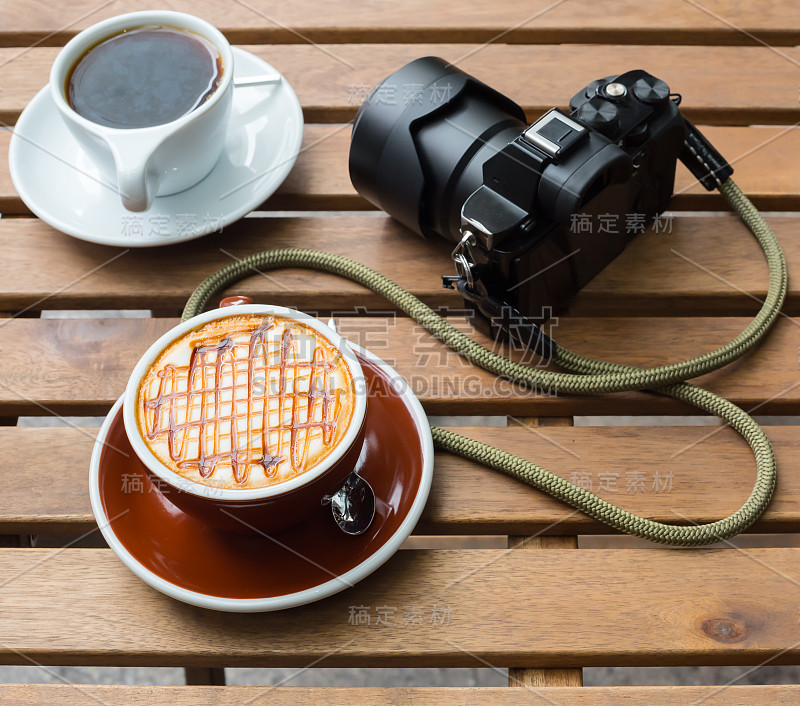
[2,424,799,535]
[0,684,798,704]
[0,315,797,416]
[0,213,796,317]
[1,547,800,667]
[1,0,799,46]
[4,125,800,214]
[3,45,800,125]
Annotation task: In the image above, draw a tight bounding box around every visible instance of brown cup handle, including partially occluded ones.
[219,295,253,308]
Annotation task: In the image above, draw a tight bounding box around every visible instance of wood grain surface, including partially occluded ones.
[2,44,799,125]
[0,547,799,667]
[1,0,798,46]
[1,684,799,704]
[0,680,800,706]
[3,1,800,693]
[0,214,794,317]
[508,535,583,688]
[0,315,796,416]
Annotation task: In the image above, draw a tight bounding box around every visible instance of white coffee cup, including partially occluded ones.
[49,11,234,212]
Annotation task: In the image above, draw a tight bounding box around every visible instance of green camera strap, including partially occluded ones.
[182,178,786,546]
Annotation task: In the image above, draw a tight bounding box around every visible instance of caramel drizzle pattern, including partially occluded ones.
[142,317,344,485]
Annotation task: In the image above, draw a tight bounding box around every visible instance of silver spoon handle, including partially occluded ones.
[233,73,282,87]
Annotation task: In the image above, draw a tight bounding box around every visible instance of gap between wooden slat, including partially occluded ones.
[184,668,226,686]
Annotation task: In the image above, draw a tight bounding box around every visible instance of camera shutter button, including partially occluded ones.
[633,76,670,105]
[603,82,626,98]
[577,98,619,135]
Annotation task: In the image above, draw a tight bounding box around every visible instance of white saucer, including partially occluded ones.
[9,48,303,247]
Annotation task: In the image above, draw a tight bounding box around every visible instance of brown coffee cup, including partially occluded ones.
[122,303,368,533]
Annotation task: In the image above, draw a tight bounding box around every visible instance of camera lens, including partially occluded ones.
[349,57,527,242]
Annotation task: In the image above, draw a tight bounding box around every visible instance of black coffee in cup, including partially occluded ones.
[66,26,223,129]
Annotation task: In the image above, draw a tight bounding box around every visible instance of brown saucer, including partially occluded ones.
[92,351,431,610]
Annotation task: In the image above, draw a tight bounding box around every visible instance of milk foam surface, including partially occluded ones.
[136,314,356,490]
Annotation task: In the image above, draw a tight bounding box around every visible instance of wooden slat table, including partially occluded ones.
[1,1,799,702]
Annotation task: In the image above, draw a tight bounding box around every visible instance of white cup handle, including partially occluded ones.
[108,134,162,212]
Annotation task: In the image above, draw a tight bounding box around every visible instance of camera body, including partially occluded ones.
[349,57,720,338]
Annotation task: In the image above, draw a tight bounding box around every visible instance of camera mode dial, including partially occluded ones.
[632,76,670,106]
[576,98,620,136]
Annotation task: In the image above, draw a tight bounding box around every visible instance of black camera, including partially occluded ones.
[348,57,731,351]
